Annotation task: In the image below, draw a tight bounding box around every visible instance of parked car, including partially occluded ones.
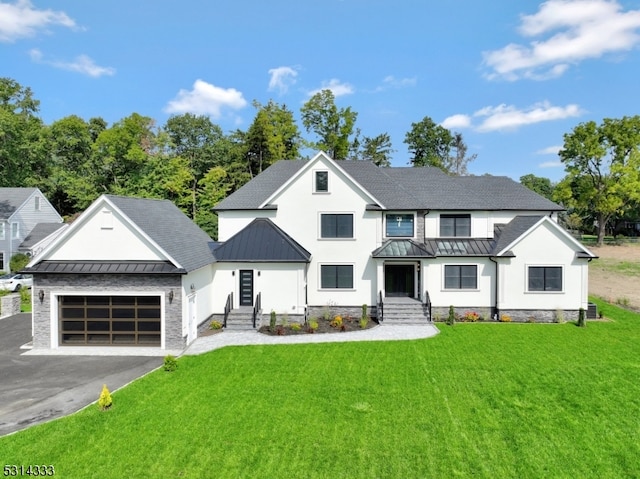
[0,274,33,292]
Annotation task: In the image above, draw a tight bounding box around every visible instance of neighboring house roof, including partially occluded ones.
[19,223,67,250]
[372,239,433,258]
[104,195,216,272]
[0,187,39,220]
[215,154,563,212]
[213,218,311,262]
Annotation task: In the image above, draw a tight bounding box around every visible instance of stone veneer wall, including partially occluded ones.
[0,293,21,318]
[307,305,377,320]
[32,273,183,350]
[431,305,578,323]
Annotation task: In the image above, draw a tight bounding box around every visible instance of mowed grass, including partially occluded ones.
[2,298,640,478]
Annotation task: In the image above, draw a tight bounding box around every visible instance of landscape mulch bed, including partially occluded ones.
[258,317,378,336]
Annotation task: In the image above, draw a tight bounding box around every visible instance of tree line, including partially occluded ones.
[1,77,476,238]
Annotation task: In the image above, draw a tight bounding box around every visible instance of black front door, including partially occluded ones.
[239,270,253,306]
[385,264,415,297]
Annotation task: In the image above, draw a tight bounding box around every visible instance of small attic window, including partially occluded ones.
[34,196,40,210]
[101,209,114,229]
[315,171,329,193]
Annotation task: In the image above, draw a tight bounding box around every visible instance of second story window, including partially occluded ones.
[386,214,414,237]
[0,223,4,240]
[11,222,19,239]
[440,214,471,237]
[315,171,329,193]
[320,213,353,238]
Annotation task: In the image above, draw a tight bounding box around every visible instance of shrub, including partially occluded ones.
[270,310,277,331]
[446,306,455,326]
[308,318,319,333]
[330,315,343,328]
[280,313,289,328]
[163,355,178,372]
[359,317,368,329]
[276,325,285,335]
[290,322,302,331]
[554,309,565,323]
[527,316,536,323]
[500,314,512,322]
[209,320,223,330]
[463,311,479,322]
[578,307,586,327]
[361,304,367,319]
[10,253,30,273]
[98,384,112,411]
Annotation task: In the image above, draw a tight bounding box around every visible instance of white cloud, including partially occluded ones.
[164,79,248,117]
[539,161,563,168]
[30,49,115,77]
[474,101,582,132]
[441,114,472,129]
[0,0,77,42]
[268,66,298,94]
[382,75,417,88]
[308,79,354,97]
[536,145,562,155]
[483,0,640,80]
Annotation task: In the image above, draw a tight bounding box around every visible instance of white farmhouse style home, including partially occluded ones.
[25,151,596,353]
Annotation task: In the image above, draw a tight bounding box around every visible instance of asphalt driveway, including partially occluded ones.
[0,314,162,436]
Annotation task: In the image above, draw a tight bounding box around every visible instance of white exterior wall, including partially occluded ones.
[424,210,554,239]
[181,264,215,342]
[423,257,495,307]
[217,210,276,241]
[48,207,165,261]
[210,263,306,314]
[498,221,589,310]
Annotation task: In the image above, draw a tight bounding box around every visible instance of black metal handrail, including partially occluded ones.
[252,292,261,328]
[378,290,384,322]
[223,291,233,328]
[424,290,432,322]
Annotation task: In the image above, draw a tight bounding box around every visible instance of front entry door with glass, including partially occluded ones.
[385,264,415,297]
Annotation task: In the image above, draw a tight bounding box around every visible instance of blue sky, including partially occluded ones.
[2,0,640,182]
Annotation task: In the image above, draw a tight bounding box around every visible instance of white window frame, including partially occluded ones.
[313,170,330,194]
[442,264,478,290]
[526,264,564,293]
[0,222,4,240]
[384,212,416,239]
[318,212,355,240]
[439,214,471,238]
[10,222,19,239]
[35,195,41,211]
[319,263,355,290]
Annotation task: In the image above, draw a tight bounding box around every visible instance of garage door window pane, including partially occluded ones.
[113,321,135,331]
[87,321,109,332]
[112,297,135,305]
[138,296,161,306]
[87,296,110,305]
[138,308,161,319]
[62,308,85,318]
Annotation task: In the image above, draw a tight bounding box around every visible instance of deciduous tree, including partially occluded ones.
[404,116,453,170]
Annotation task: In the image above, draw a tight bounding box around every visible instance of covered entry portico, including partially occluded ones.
[373,239,433,300]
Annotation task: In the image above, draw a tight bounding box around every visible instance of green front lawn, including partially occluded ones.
[2,298,639,478]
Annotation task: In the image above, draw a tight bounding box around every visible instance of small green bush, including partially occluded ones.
[447,306,455,326]
[209,320,222,330]
[270,310,277,330]
[290,322,302,331]
[578,308,586,327]
[98,384,112,411]
[361,304,367,319]
[359,317,368,329]
[308,318,319,333]
[163,355,178,372]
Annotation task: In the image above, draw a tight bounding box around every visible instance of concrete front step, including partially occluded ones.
[382,304,430,323]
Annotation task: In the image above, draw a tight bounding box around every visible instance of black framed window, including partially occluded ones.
[321,265,353,289]
[321,214,353,238]
[315,171,329,192]
[528,266,562,291]
[386,214,414,237]
[440,214,471,237]
[444,265,477,289]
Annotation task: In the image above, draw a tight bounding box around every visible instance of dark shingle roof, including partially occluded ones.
[106,195,215,272]
[492,216,544,255]
[19,223,67,249]
[0,187,38,219]
[213,218,311,262]
[214,157,563,212]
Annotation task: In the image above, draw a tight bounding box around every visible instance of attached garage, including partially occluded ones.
[59,295,161,346]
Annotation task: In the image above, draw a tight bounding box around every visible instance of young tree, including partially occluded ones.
[359,133,394,167]
[448,132,476,176]
[300,89,357,160]
[556,116,640,246]
[404,116,453,170]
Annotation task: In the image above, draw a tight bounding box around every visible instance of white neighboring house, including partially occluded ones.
[0,188,63,272]
[212,151,596,322]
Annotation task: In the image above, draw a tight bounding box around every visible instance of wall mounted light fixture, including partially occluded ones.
[38,290,45,303]
[168,290,174,303]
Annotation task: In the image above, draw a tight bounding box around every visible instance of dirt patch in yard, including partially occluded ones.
[589,243,640,310]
